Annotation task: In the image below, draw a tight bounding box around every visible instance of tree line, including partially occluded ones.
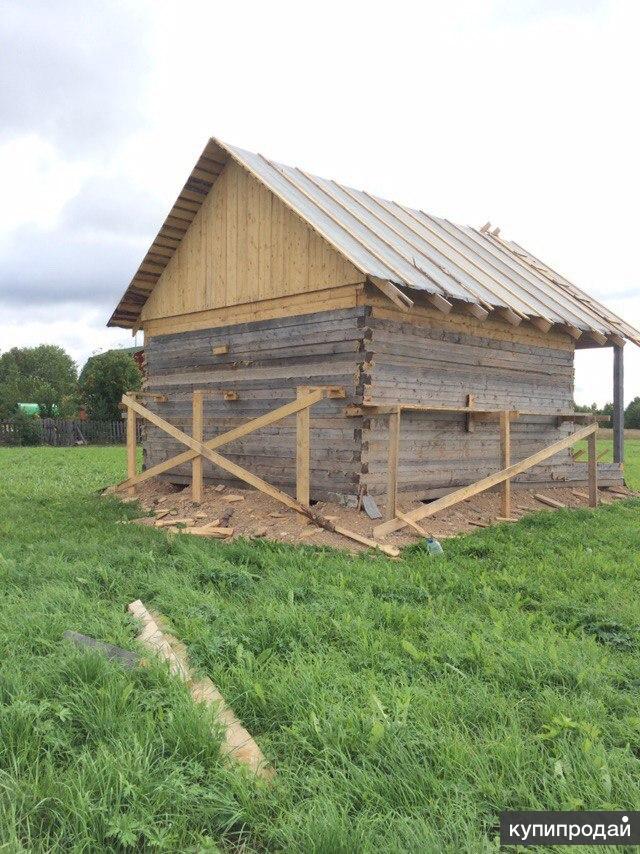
[0,345,142,422]
[575,398,640,429]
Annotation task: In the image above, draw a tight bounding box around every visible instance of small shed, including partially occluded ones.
[108,138,639,505]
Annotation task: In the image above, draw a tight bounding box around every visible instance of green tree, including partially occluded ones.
[78,350,142,421]
[624,396,640,429]
[0,345,77,418]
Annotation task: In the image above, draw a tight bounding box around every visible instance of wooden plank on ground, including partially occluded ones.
[534,493,566,509]
[128,599,274,780]
[373,422,598,538]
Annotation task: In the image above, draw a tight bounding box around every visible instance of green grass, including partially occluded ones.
[574,437,640,492]
[0,446,639,852]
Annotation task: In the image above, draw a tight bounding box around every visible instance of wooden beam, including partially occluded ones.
[588,330,608,346]
[529,316,553,333]
[608,333,625,348]
[461,302,489,321]
[425,292,453,314]
[500,410,511,518]
[126,405,136,497]
[374,422,598,538]
[385,406,401,521]
[109,389,326,492]
[560,323,582,340]
[296,386,310,506]
[588,430,598,507]
[613,344,624,465]
[192,390,204,504]
[367,277,414,312]
[496,307,522,327]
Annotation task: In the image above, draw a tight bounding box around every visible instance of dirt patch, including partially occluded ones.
[123,479,637,554]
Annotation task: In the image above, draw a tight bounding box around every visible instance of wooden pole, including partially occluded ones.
[192,390,204,504]
[126,404,136,497]
[296,386,310,506]
[500,410,511,518]
[613,344,624,466]
[385,406,401,521]
[588,429,598,507]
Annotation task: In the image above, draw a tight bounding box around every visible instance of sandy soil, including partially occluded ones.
[125,478,636,554]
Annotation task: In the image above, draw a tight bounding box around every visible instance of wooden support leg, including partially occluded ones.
[296,386,310,506]
[588,430,598,507]
[126,405,137,497]
[500,410,511,518]
[192,390,204,504]
[385,406,400,521]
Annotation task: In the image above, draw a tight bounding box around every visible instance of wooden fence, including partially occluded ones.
[0,418,144,446]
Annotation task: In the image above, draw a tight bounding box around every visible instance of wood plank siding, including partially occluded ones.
[140,160,363,324]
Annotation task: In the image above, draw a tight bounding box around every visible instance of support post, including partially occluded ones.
[588,429,598,507]
[613,344,624,466]
[192,390,204,503]
[385,406,401,521]
[126,404,136,497]
[296,386,310,506]
[500,410,511,518]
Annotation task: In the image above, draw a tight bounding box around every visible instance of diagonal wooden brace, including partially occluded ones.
[374,422,598,539]
[110,395,400,558]
[108,389,326,493]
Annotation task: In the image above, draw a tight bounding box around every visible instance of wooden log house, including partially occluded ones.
[108,138,639,503]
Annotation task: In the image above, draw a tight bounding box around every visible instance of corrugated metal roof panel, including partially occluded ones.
[108,136,640,347]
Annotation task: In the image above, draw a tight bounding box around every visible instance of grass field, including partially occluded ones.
[0,445,639,852]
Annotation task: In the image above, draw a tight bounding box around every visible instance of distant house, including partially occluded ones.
[108,138,638,501]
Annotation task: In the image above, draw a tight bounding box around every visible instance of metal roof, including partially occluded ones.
[109,138,640,347]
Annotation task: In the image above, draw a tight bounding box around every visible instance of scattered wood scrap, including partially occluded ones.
[571,490,589,500]
[156,516,195,527]
[225,495,245,503]
[534,494,566,509]
[606,484,630,496]
[185,526,234,538]
[128,600,274,780]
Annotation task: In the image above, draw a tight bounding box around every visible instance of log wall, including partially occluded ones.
[143,304,622,501]
[361,307,622,496]
[143,307,370,499]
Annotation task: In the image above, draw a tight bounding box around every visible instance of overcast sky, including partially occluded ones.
[1,0,638,405]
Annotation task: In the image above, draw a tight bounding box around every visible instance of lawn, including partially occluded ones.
[0,445,639,852]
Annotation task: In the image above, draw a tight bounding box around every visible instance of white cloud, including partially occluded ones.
[0,0,638,403]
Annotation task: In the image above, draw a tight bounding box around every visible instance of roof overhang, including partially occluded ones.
[108,137,640,348]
